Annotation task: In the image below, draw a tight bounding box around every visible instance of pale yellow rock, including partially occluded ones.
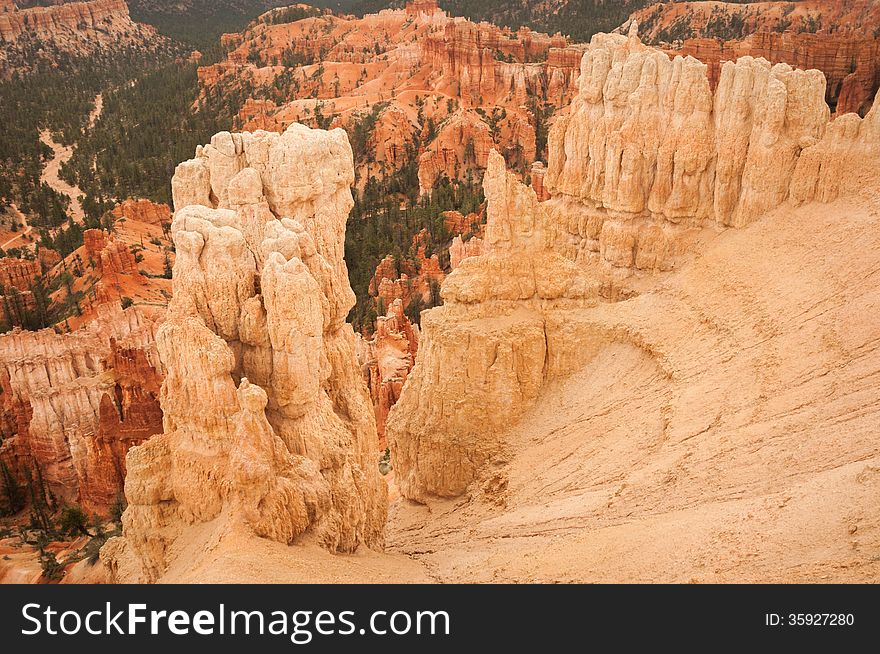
[387,151,599,501]
[103,123,386,582]
[790,89,880,204]
[543,28,848,295]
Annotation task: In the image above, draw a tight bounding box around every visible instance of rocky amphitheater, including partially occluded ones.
[81,23,880,583]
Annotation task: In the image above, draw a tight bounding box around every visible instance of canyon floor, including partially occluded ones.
[153,181,880,584]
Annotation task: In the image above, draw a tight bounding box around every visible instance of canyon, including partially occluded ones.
[383,24,880,582]
[0,303,162,513]
[198,0,584,192]
[0,198,172,516]
[85,22,880,582]
[0,2,879,585]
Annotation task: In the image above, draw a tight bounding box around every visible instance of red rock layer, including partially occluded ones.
[356,299,419,446]
[632,0,880,43]
[405,0,439,18]
[442,209,480,235]
[201,2,583,193]
[83,228,141,279]
[0,304,163,514]
[110,199,171,226]
[0,257,39,292]
[369,243,445,313]
[0,258,39,325]
[530,161,550,201]
[422,18,582,107]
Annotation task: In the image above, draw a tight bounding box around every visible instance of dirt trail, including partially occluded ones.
[0,204,31,249]
[38,93,102,223]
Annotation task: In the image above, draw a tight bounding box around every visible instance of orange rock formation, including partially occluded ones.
[0,304,163,513]
[356,298,419,446]
[198,1,584,193]
[111,199,172,226]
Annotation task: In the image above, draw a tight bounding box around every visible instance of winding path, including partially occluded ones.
[38,93,103,224]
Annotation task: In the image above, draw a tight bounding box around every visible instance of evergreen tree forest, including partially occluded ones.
[0,46,177,225]
[62,60,240,208]
[345,0,650,41]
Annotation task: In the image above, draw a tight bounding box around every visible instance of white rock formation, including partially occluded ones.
[103,125,386,582]
[543,28,873,294]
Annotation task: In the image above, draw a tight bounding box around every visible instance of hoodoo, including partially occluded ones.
[387,149,599,500]
[102,125,387,583]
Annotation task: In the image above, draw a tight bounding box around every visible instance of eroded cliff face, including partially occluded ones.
[198,2,583,193]
[387,27,880,503]
[356,298,419,447]
[0,303,162,513]
[0,0,132,43]
[102,124,387,583]
[626,1,880,117]
[0,0,161,75]
[386,150,599,500]
[543,25,879,298]
[368,242,444,314]
[110,198,172,226]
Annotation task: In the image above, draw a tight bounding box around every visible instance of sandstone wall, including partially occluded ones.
[356,298,419,447]
[387,150,599,500]
[674,33,880,117]
[388,27,880,502]
[545,26,879,296]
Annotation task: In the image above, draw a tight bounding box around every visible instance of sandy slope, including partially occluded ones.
[384,190,880,583]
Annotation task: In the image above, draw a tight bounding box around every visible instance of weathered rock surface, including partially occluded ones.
[0,257,39,292]
[84,229,141,278]
[368,241,444,315]
[102,124,386,583]
[0,0,131,43]
[356,298,419,447]
[200,2,583,192]
[0,0,161,76]
[545,26,877,297]
[111,199,172,226]
[0,303,162,513]
[388,28,880,503]
[529,160,550,201]
[448,233,485,271]
[387,150,599,500]
[626,1,880,117]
